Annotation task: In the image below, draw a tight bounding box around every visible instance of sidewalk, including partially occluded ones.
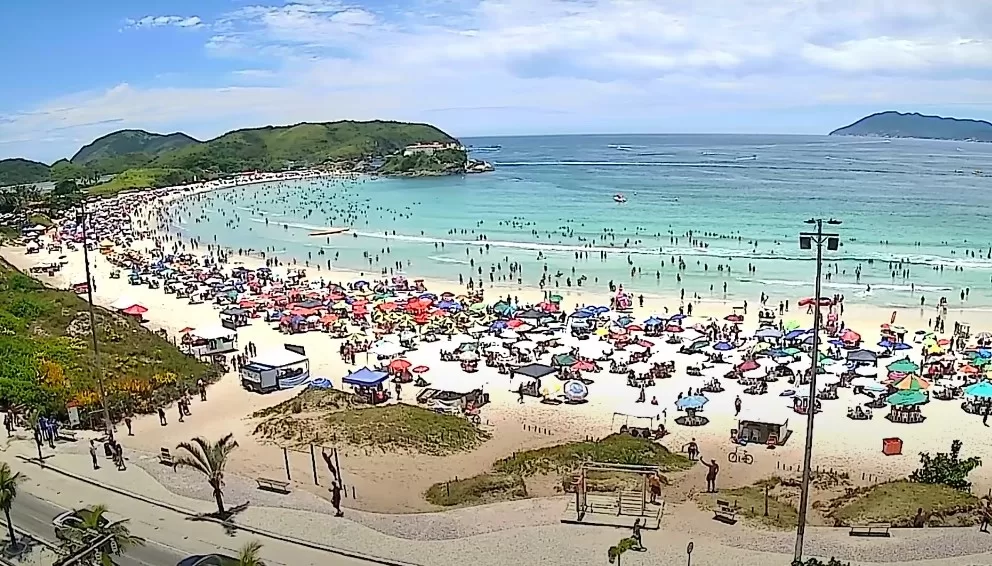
[9,441,992,566]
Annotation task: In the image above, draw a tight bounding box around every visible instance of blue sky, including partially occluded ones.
[3,0,992,162]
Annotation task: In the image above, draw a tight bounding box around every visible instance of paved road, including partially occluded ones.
[3,491,187,566]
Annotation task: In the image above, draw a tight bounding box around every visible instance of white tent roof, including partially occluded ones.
[192,326,237,340]
[737,408,788,427]
[250,349,308,368]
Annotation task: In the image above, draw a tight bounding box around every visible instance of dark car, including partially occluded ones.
[176,554,239,566]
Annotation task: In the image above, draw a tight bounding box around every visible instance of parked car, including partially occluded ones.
[176,554,239,566]
[51,507,116,541]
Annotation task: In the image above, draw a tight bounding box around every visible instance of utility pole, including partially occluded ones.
[77,204,114,442]
[794,217,841,563]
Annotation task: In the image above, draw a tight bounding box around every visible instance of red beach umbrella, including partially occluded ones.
[388,359,412,371]
[505,319,524,328]
[665,324,684,333]
[412,365,429,373]
[736,359,759,373]
[626,324,643,332]
[122,304,148,315]
[572,360,597,372]
[178,327,195,334]
[725,314,743,323]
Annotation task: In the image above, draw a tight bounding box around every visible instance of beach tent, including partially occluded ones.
[342,367,389,388]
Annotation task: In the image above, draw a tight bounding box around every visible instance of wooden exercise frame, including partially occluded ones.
[564,462,664,529]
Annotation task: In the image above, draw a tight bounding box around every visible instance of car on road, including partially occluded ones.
[176,554,240,566]
[51,507,124,542]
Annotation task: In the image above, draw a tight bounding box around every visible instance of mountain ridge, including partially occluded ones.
[830,111,992,142]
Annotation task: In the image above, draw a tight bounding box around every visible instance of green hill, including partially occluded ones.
[71,129,199,165]
[0,158,51,186]
[151,120,457,172]
[830,111,992,142]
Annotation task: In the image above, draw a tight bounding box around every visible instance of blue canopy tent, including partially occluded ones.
[343,367,389,388]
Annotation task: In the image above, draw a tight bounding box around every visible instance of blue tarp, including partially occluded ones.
[343,367,389,387]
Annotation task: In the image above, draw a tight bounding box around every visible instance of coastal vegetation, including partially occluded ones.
[173,433,240,517]
[379,148,468,176]
[56,504,144,564]
[0,259,217,418]
[824,480,981,527]
[830,111,992,142]
[251,387,489,455]
[0,120,459,195]
[425,434,692,508]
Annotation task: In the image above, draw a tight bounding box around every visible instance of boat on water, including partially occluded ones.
[613,193,627,203]
[468,145,502,152]
[607,144,633,151]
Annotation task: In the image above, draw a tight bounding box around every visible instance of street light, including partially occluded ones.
[794,217,840,563]
[77,204,115,442]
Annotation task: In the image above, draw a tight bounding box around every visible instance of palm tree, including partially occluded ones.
[607,537,636,565]
[0,463,24,553]
[237,540,266,566]
[59,504,143,564]
[173,433,239,516]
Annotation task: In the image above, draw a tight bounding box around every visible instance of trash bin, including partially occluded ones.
[882,437,903,456]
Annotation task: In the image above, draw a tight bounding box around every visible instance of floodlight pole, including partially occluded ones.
[794,218,840,563]
[78,204,115,442]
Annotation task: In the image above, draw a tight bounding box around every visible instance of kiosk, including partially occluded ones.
[241,348,310,393]
[189,326,238,357]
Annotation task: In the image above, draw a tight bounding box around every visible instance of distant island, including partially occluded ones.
[830,111,992,142]
[0,120,489,190]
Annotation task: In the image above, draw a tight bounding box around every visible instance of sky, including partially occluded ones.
[2,0,992,162]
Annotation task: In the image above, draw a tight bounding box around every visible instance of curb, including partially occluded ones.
[16,456,419,566]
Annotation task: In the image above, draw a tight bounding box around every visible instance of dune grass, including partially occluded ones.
[698,484,800,530]
[826,480,981,526]
[425,473,528,507]
[494,433,693,477]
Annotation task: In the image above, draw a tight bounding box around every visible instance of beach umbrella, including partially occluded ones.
[552,353,578,367]
[459,351,480,362]
[964,381,992,399]
[665,324,684,333]
[676,395,709,410]
[960,364,981,376]
[892,374,930,391]
[886,358,919,373]
[886,390,927,407]
[122,304,148,315]
[841,329,861,343]
[616,315,635,327]
[571,311,592,319]
[644,316,664,327]
[724,314,743,323]
[825,361,849,375]
[571,360,597,372]
[388,359,412,371]
[500,329,520,340]
[892,342,912,351]
[784,320,801,332]
[412,365,429,374]
[854,366,877,377]
[372,342,404,357]
[878,339,894,349]
[755,327,782,340]
[549,294,563,303]
[736,359,760,373]
[564,380,589,401]
[178,326,195,334]
[713,341,735,351]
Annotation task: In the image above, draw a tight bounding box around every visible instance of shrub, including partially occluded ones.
[910,439,982,490]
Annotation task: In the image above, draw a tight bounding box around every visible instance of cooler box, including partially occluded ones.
[882,437,902,456]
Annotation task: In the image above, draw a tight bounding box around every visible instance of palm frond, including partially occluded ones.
[0,463,23,511]
[238,540,265,566]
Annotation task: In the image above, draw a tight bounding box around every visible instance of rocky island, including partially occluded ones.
[830,111,992,142]
[377,142,494,177]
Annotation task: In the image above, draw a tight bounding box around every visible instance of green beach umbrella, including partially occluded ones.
[552,353,578,367]
[886,390,927,407]
[964,380,992,399]
[973,355,992,368]
[783,347,802,356]
[886,358,919,374]
[468,302,486,313]
[549,294,564,303]
[784,320,801,331]
[493,301,514,316]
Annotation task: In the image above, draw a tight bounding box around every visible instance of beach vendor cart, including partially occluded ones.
[733,410,789,446]
[240,348,310,393]
[188,326,238,357]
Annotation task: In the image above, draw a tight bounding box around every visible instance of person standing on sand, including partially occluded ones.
[158,407,167,426]
[734,395,742,416]
[648,473,662,504]
[685,438,698,461]
[124,416,133,436]
[89,440,99,470]
[702,458,719,493]
[517,383,525,404]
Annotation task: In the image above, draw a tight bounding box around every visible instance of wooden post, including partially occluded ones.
[283,447,291,481]
[310,444,318,485]
[764,484,769,516]
[641,474,647,516]
[334,447,343,487]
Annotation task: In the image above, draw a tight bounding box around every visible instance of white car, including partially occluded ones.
[52,507,120,542]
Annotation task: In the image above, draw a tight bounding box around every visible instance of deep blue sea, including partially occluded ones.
[165,134,992,308]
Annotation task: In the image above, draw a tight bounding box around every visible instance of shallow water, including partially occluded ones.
[166,134,992,308]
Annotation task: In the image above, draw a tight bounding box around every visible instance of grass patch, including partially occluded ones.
[825,480,981,527]
[424,473,528,507]
[252,388,489,456]
[698,484,799,530]
[494,433,693,477]
[87,168,194,197]
[0,259,216,417]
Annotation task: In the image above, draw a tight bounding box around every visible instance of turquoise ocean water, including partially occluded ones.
[166,134,992,308]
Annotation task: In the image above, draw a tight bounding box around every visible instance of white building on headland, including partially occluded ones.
[403,142,463,156]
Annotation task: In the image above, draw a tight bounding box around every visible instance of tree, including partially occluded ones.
[0,463,25,554]
[910,439,982,490]
[173,433,239,516]
[58,504,143,565]
[607,537,636,565]
[237,540,266,566]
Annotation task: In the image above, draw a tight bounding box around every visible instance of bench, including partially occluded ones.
[255,477,292,494]
[57,430,77,442]
[849,522,891,537]
[158,447,174,466]
[713,499,738,524]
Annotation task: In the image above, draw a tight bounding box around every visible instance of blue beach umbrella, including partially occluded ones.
[490,320,507,330]
[676,395,709,410]
[828,339,844,346]
[593,306,610,314]
[713,341,735,351]
[784,329,806,340]
[669,314,687,322]
[564,380,589,401]
[878,339,894,348]
[617,315,635,327]
[644,316,664,327]
[892,342,912,351]
[571,311,592,319]
[976,349,992,359]
[964,381,992,399]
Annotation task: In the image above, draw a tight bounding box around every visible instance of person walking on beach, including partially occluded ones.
[158,407,167,426]
[702,458,720,493]
[177,402,185,423]
[114,442,127,471]
[685,438,698,461]
[330,481,344,517]
[648,473,662,505]
[124,416,133,436]
[631,518,644,550]
[734,395,743,417]
[198,378,207,401]
[517,383,525,404]
[89,440,99,470]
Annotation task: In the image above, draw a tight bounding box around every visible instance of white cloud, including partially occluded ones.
[125,15,203,30]
[7,0,992,160]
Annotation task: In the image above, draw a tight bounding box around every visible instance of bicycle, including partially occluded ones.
[728,447,754,465]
